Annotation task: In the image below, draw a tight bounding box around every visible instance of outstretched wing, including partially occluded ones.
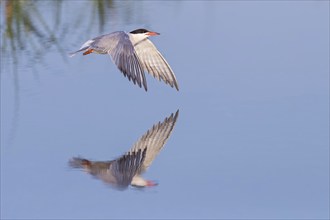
[109,148,147,189]
[127,110,179,173]
[105,32,147,91]
[132,38,179,90]
[68,148,146,190]
[70,31,147,91]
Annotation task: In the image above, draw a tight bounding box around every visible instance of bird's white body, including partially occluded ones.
[131,176,149,187]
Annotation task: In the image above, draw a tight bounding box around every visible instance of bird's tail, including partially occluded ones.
[69,157,91,169]
[68,47,88,57]
[69,39,95,57]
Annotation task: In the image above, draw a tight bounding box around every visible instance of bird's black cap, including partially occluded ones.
[130,29,150,34]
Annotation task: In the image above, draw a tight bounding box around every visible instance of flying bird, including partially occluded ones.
[69,28,179,91]
[69,110,179,190]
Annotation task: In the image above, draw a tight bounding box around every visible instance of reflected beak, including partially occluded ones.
[146,180,158,187]
[146,31,160,36]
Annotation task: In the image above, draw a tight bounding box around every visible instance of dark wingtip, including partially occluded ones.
[175,109,179,117]
[170,83,179,91]
[142,81,148,91]
[172,109,179,122]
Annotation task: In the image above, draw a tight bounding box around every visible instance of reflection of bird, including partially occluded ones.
[69,110,179,190]
[69,29,179,91]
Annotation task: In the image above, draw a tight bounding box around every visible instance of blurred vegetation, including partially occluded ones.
[0,0,142,146]
[2,0,60,73]
[0,0,145,82]
[1,0,126,72]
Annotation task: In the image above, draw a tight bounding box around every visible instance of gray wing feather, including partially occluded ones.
[109,40,146,90]
[92,32,147,90]
[109,148,147,189]
[128,110,179,173]
[69,148,146,190]
[133,39,179,90]
[71,32,147,91]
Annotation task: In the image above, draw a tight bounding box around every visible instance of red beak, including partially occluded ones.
[146,180,158,187]
[146,31,160,36]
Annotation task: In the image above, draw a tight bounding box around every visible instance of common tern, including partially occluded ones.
[69,110,179,190]
[69,28,179,91]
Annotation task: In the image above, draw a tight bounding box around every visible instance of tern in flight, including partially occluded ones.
[69,29,179,91]
[69,110,179,190]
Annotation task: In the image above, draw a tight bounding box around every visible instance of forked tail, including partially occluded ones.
[69,157,91,169]
[69,39,95,57]
[68,47,88,57]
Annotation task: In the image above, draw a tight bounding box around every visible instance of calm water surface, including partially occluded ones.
[1,1,329,219]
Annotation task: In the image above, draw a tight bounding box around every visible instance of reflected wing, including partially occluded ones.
[69,148,146,190]
[96,32,147,91]
[128,110,179,173]
[133,39,179,90]
[109,148,146,188]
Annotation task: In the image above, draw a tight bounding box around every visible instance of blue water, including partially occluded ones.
[1,1,329,219]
